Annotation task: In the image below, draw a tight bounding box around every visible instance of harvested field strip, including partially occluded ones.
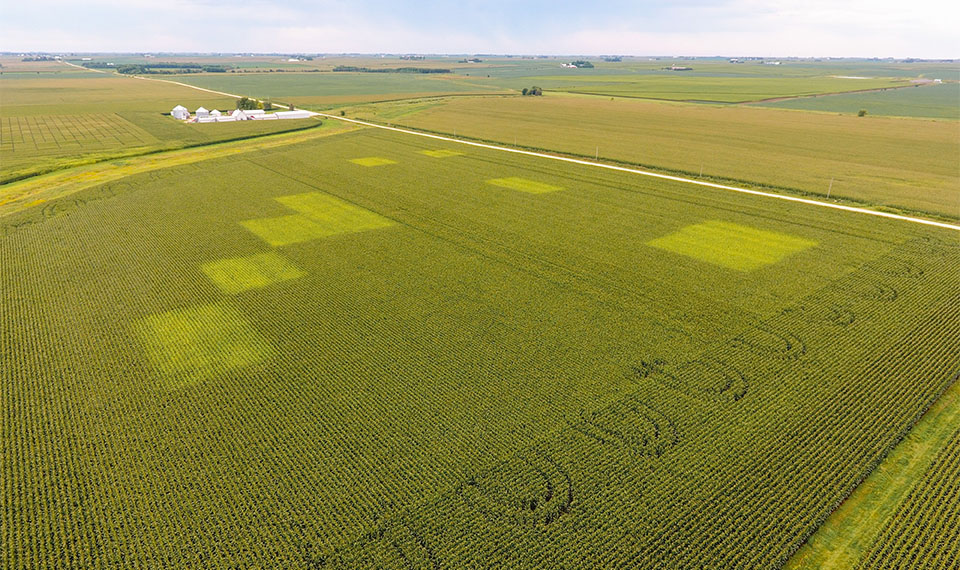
[0,120,356,218]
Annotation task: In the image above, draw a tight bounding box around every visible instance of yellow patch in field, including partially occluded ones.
[135,303,273,383]
[239,214,332,247]
[419,149,464,158]
[349,156,397,167]
[486,177,563,194]
[27,199,46,206]
[647,220,817,271]
[275,192,394,235]
[200,251,305,295]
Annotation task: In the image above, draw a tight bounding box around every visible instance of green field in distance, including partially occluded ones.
[346,94,960,220]
[755,82,960,119]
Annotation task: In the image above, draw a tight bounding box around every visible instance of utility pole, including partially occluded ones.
[596,146,599,160]
[827,177,834,199]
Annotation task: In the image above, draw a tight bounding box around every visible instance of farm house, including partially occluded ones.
[171,105,189,120]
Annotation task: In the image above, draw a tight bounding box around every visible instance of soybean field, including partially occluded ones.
[2,126,958,569]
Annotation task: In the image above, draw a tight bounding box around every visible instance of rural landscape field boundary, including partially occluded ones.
[315,113,960,232]
[63,61,956,229]
[787,373,960,568]
[0,120,356,218]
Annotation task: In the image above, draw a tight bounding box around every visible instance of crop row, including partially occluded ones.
[855,428,960,570]
[314,236,960,568]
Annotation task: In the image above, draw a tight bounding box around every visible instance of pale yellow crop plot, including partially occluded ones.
[275,192,395,233]
[486,177,564,194]
[419,149,464,158]
[647,220,817,271]
[201,251,305,295]
[239,214,333,247]
[349,156,397,167]
[135,303,273,384]
[241,192,395,246]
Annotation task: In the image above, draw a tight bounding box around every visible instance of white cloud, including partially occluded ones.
[1,0,957,56]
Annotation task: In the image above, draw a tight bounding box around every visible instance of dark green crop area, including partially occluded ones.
[755,82,960,119]
[2,127,958,569]
[171,72,507,106]
[855,427,960,569]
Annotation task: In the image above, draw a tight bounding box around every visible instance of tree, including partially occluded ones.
[858,109,868,117]
[521,87,529,96]
[236,97,258,110]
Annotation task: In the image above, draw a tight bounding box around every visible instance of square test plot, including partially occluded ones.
[647,220,817,271]
[487,177,564,194]
[201,251,305,295]
[135,303,274,383]
[349,157,397,167]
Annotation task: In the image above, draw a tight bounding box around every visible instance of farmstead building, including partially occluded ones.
[171,105,189,120]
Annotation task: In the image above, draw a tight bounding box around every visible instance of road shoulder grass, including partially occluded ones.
[786,374,960,569]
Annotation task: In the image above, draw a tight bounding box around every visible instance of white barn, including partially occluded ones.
[195,106,210,118]
[274,110,314,119]
[171,105,189,120]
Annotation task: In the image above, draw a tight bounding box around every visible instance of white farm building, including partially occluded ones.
[172,103,318,123]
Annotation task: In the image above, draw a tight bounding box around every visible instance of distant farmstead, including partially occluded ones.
[170,104,318,123]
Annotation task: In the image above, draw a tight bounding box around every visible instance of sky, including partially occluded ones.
[1,0,957,58]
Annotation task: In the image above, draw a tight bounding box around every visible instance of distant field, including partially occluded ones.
[348,94,960,219]
[755,83,960,119]
[0,72,233,115]
[0,70,317,182]
[531,75,906,103]
[1,113,158,153]
[2,126,957,569]
[170,72,508,106]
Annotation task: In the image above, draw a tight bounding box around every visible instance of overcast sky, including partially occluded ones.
[1,0,956,58]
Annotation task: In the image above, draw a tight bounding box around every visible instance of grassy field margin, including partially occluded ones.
[0,119,355,218]
[786,372,960,569]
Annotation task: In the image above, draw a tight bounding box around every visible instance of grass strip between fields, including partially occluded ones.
[785,374,960,569]
[315,113,960,232]
[0,120,357,219]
